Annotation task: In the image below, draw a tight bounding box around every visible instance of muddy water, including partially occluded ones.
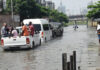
[0,25,99,70]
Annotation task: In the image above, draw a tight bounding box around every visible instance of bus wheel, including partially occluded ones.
[45,38,47,43]
[32,42,35,49]
[39,39,41,46]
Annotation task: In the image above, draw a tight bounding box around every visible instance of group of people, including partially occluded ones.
[1,23,17,37]
[1,22,34,38]
[21,22,34,36]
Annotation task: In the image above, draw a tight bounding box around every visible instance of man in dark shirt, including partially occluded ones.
[29,22,34,36]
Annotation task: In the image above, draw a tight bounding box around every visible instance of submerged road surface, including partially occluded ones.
[0,25,100,70]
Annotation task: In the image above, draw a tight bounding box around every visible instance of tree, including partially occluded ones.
[6,0,68,23]
[87,1,100,19]
[49,10,68,23]
[6,0,21,14]
[6,0,49,21]
[19,0,42,21]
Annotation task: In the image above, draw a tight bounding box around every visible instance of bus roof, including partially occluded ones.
[23,19,49,25]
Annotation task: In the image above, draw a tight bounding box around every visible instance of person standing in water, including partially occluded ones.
[97,21,100,44]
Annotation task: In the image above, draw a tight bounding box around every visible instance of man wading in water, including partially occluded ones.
[97,21,100,44]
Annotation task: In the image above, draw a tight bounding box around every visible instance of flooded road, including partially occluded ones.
[0,25,100,70]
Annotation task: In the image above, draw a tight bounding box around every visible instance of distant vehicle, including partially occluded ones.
[23,19,52,43]
[1,27,40,50]
[50,22,63,38]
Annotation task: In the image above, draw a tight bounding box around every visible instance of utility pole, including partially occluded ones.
[11,0,14,26]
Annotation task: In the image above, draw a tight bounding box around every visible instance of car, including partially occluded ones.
[50,22,63,38]
[23,19,52,43]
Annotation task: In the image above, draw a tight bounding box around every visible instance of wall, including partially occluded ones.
[0,15,20,31]
[88,21,97,27]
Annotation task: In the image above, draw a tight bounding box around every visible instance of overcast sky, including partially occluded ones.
[47,0,100,15]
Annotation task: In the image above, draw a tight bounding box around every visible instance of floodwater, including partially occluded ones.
[0,25,100,70]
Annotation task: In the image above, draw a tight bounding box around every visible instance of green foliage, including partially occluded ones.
[6,0,21,14]
[49,10,68,23]
[19,0,42,21]
[87,1,100,19]
[5,0,68,23]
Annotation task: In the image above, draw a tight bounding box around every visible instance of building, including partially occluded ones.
[0,0,3,12]
[35,0,46,6]
[45,1,55,10]
[40,0,46,6]
[35,0,55,10]
[57,0,66,14]
[58,6,66,14]
[0,0,6,12]
[3,0,6,9]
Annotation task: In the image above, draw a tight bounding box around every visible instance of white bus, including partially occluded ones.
[23,19,52,43]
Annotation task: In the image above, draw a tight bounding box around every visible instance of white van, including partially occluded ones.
[23,19,52,43]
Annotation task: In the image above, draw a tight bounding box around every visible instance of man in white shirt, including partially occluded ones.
[97,21,100,44]
[1,23,7,37]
